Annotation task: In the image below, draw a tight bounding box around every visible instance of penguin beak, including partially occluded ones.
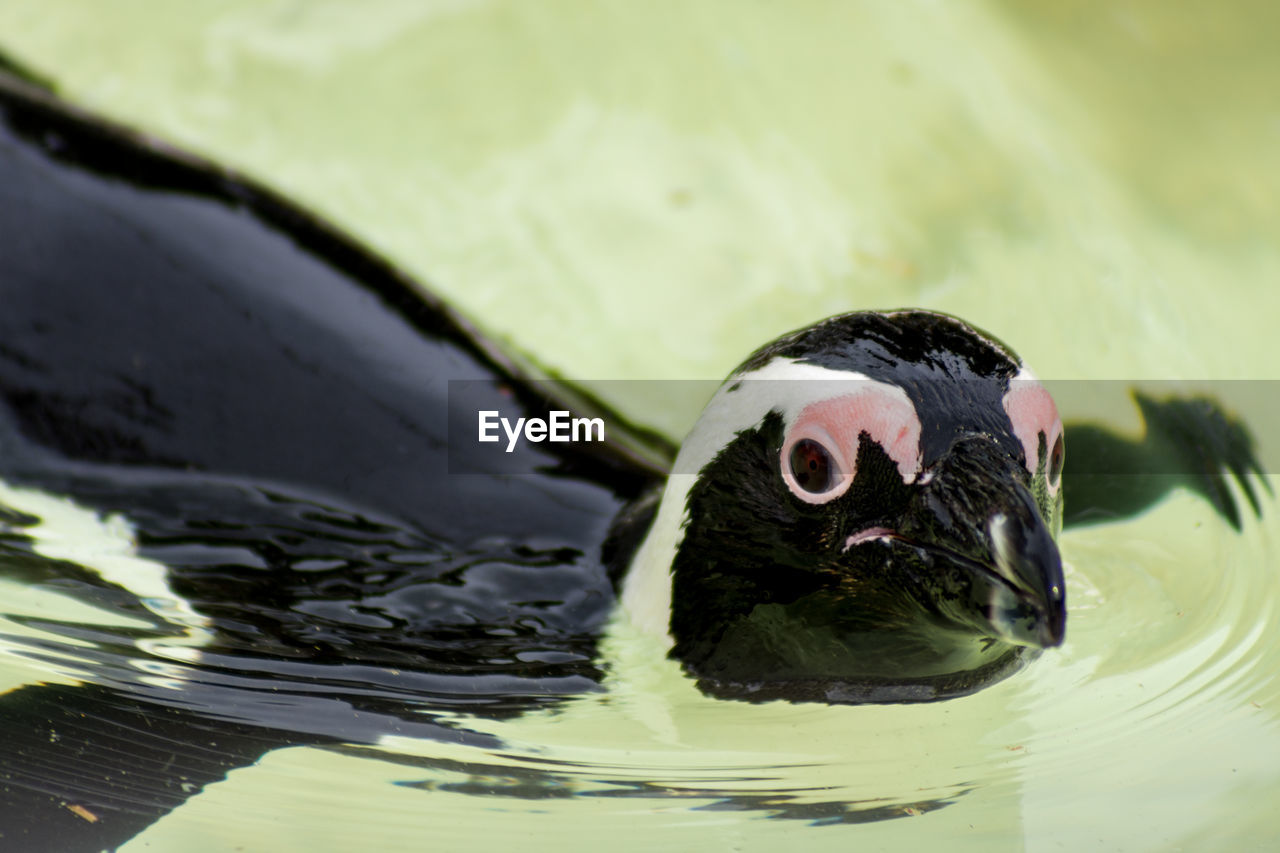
[892,440,1066,649]
[975,486,1066,647]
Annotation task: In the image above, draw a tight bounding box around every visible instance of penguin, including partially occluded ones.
[0,73,1265,851]
[615,310,1067,705]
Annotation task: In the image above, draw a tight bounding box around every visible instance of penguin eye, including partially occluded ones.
[780,387,915,505]
[789,439,837,494]
[1047,433,1065,487]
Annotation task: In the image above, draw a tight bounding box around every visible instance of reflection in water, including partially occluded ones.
[0,473,970,840]
[2,470,1274,851]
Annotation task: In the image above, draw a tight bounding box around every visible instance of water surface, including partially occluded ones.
[0,2,1277,850]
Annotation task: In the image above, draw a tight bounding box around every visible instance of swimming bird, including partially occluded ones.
[0,73,1264,850]
[615,310,1067,704]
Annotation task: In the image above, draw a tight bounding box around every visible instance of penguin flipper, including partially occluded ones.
[1062,391,1269,531]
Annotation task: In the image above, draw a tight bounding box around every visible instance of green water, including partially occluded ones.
[1,2,1278,850]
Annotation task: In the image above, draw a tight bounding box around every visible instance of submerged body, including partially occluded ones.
[0,77,1264,851]
[0,76,662,850]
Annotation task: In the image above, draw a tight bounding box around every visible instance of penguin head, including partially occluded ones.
[621,310,1066,703]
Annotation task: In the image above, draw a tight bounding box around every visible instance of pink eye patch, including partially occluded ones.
[780,385,923,505]
[1002,376,1064,492]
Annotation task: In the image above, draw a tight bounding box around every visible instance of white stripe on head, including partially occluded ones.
[619,357,919,641]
